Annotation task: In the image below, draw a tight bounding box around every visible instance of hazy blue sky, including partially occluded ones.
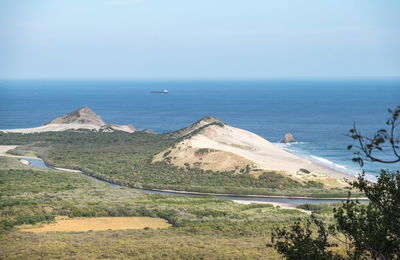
[1,0,399,79]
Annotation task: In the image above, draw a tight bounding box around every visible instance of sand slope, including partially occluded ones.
[156,122,353,188]
[45,106,105,126]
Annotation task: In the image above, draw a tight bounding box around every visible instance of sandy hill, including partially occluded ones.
[154,118,352,189]
[1,107,136,133]
[45,106,106,126]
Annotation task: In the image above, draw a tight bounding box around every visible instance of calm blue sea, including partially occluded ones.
[0,79,399,177]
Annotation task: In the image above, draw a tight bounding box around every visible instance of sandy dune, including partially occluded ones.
[158,123,353,188]
[190,125,348,176]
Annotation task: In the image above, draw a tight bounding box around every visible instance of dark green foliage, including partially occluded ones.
[333,170,400,259]
[162,150,171,157]
[177,121,225,142]
[155,209,179,225]
[272,215,343,260]
[213,121,225,127]
[305,180,325,189]
[297,203,335,215]
[14,214,55,225]
[0,169,80,196]
[258,171,301,189]
[194,148,214,156]
[0,210,55,233]
[300,168,311,174]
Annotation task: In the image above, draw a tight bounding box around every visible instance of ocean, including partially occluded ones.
[0,79,399,177]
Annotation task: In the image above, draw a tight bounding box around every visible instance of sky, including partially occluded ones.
[0,0,399,79]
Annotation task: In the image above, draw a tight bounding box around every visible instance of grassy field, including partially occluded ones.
[0,130,357,197]
[2,230,281,259]
[0,155,333,259]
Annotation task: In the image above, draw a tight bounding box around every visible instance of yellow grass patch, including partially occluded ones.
[21,216,171,233]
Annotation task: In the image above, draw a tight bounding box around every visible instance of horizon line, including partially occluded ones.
[1,76,400,81]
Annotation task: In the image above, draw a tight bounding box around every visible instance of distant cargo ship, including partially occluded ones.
[150,89,168,94]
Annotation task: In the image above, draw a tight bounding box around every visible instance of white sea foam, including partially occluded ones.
[310,155,334,165]
[272,142,304,146]
[272,143,287,148]
[275,143,361,177]
[334,164,347,170]
[311,155,351,172]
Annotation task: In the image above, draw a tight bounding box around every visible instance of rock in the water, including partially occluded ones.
[280,133,295,143]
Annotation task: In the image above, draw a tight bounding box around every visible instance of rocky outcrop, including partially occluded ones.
[280,133,295,143]
[45,107,105,126]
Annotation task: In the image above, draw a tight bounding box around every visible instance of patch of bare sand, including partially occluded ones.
[21,217,171,233]
[0,145,17,154]
[232,200,311,214]
[19,159,30,165]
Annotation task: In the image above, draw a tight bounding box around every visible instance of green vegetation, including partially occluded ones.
[297,203,336,215]
[176,121,224,142]
[0,129,352,197]
[0,156,32,170]
[0,156,318,259]
[194,148,215,156]
[300,168,311,174]
[272,214,344,260]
